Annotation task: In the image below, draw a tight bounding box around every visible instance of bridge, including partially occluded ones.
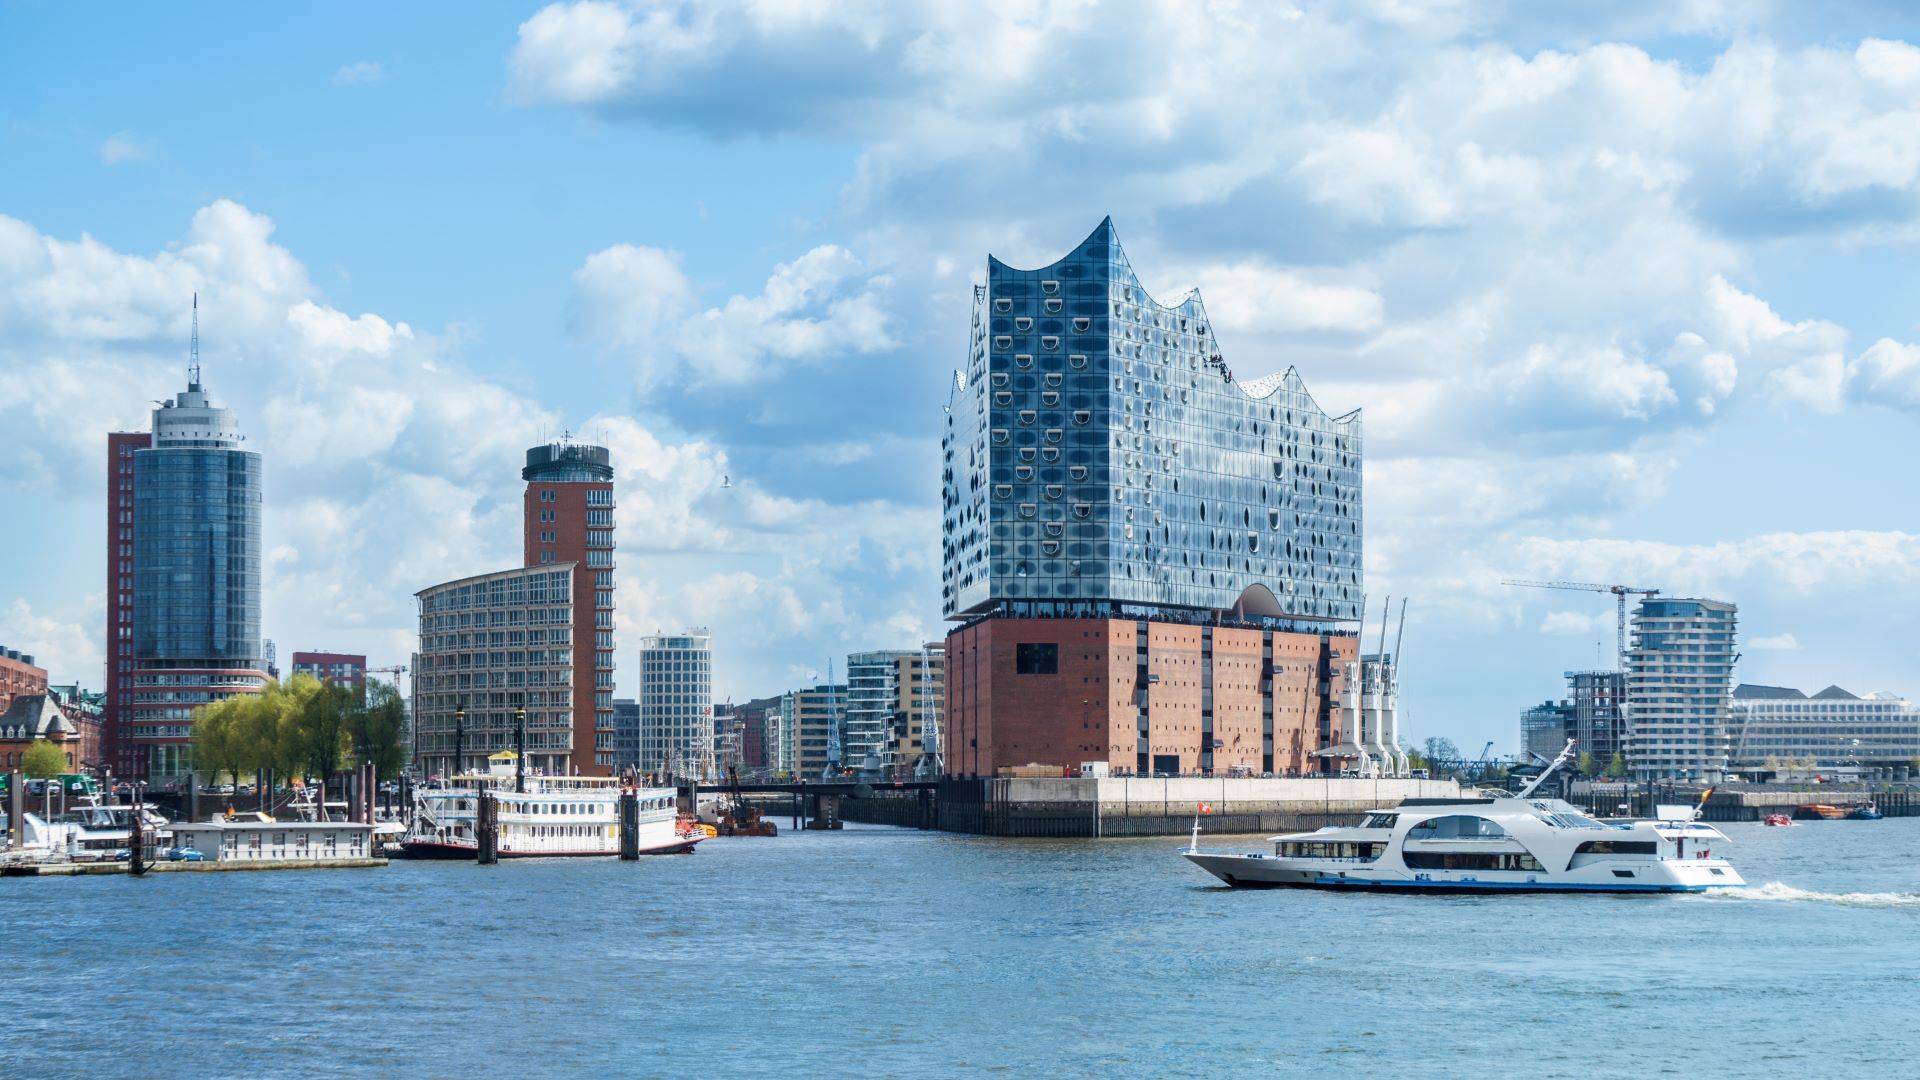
[675,778,940,830]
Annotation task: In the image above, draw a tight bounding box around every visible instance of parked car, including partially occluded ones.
[165,846,205,862]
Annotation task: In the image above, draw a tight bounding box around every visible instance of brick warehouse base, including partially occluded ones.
[943,615,1361,778]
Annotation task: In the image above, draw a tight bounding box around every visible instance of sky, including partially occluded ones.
[2,1,1917,754]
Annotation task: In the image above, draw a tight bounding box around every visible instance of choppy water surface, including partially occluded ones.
[5,818,1919,1078]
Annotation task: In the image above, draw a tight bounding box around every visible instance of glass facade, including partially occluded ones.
[943,218,1361,623]
[132,434,262,665]
[1730,685,1920,769]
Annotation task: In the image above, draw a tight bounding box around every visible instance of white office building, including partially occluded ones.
[1731,684,1920,772]
[637,629,713,777]
[1625,598,1737,781]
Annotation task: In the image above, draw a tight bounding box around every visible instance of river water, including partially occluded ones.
[4,818,1918,1078]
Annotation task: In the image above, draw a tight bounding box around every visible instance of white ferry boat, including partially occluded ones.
[2,799,171,861]
[1183,743,1745,894]
[401,757,697,859]
[60,799,172,857]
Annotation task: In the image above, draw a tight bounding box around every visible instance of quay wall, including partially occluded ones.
[842,776,1464,838]
[1,857,387,877]
[1566,785,1920,822]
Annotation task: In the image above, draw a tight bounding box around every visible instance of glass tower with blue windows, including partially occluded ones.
[942,218,1362,627]
[132,373,263,668]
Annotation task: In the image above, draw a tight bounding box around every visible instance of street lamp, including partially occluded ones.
[453,702,466,779]
[514,705,527,793]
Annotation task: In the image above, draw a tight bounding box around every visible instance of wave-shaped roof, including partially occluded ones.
[990,217,1358,424]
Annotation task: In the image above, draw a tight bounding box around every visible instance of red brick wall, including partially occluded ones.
[944,616,1358,778]
[1212,627,1264,775]
[524,479,612,776]
[105,430,150,774]
[0,654,47,713]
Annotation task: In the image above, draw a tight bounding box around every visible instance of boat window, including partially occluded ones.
[1405,815,1507,840]
[1403,851,1543,872]
[1541,812,1610,830]
[1360,813,1398,829]
[1275,841,1381,863]
[1571,840,1656,856]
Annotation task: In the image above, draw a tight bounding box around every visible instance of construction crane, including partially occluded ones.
[367,664,409,695]
[1502,579,1659,671]
[1471,740,1496,784]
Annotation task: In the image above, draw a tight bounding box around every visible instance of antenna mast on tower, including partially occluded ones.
[188,292,202,391]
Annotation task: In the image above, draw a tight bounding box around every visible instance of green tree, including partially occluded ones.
[253,680,305,782]
[289,675,352,789]
[192,698,245,788]
[1576,750,1597,776]
[1422,737,1460,768]
[347,679,408,779]
[1606,752,1627,778]
[21,740,67,779]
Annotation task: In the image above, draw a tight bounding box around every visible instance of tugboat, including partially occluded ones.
[1182,741,1745,893]
[1846,803,1884,821]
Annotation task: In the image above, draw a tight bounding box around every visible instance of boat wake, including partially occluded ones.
[1699,881,1920,907]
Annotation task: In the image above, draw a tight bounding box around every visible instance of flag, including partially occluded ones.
[1198,801,1213,815]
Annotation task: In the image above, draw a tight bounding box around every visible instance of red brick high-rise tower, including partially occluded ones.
[522,439,616,775]
[105,430,151,776]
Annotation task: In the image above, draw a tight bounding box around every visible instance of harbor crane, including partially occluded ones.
[1502,579,1659,672]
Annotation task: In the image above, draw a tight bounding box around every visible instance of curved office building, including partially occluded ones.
[943,217,1361,624]
[941,220,1367,779]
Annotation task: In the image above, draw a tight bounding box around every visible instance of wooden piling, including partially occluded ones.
[619,790,639,860]
[6,769,21,852]
[476,792,498,864]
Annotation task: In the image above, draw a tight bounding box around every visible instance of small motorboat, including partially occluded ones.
[1797,804,1848,820]
[1846,804,1884,821]
[1762,814,1793,827]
